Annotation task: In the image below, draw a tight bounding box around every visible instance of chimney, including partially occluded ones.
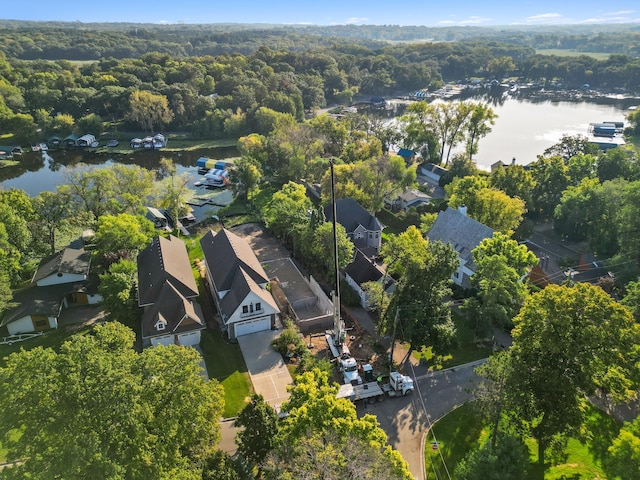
[512,157,516,165]
[458,205,467,216]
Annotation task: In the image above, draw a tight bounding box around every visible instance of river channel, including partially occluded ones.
[1,96,637,199]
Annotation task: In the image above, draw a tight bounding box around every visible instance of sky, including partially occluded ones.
[3,1,640,26]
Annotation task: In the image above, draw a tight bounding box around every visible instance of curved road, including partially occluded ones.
[360,360,484,480]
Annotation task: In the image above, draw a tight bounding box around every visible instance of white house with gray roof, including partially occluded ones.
[323,198,383,257]
[200,228,279,340]
[426,206,495,288]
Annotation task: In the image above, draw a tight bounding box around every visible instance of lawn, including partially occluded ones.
[425,402,619,479]
[412,312,492,370]
[199,329,252,418]
[0,324,94,368]
[535,49,611,60]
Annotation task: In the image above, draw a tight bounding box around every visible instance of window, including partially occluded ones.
[242,305,249,314]
[255,302,262,311]
[155,320,166,331]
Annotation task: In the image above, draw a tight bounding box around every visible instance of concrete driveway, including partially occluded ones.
[237,328,293,412]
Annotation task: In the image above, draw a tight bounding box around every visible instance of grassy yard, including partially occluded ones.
[412,312,492,370]
[0,324,94,368]
[425,402,619,479]
[535,49,612,60]
[199,329,252,418]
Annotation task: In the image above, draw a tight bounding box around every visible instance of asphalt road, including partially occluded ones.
[359,360,484,480]
[219,360,484,480]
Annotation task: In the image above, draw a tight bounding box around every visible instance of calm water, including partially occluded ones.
[1,97,636,195]
[469,97,634,170]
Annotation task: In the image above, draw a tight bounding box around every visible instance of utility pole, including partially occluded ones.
[389,307,399,368]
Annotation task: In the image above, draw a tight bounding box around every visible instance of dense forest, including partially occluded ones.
[0,21,639,147]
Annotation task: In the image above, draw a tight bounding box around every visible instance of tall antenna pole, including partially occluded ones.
[330,158,345,346]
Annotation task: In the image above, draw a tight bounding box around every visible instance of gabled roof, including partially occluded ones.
[398,189,431,204]
[345,249,385,286]
[323,198,382,234]
[219,267,279,320]
[32,248,91,284]
[0,284,69,327]
[199,229,269,293]
[146,207,167,221]
[426,207,494,264]
[397,148,415,158]
[140,281,204,339]
[137,235,198,306]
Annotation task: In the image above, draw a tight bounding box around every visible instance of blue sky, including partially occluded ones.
[4,1,640,26]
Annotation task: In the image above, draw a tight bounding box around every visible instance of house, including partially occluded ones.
[145,207,170,230]
[426,206,494,288]
[1,247,100,335]
[344,249,395,310]
[419,162,448,184]
[137,235,205,347]
[323,198,383,257]
[199,228,279,340]
[396,148,416,163]
[388,189,431,212]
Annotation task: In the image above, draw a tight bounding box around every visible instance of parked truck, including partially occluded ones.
[336,369,414,403]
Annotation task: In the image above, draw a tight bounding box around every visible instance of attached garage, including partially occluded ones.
[151,335,175,347]
[233,316,271,337]
[178,330,201,346]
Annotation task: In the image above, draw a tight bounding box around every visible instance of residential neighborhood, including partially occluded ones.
[1,17,640,480]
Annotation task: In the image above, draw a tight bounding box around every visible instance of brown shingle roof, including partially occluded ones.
[137,235,198,307]
[140,281,205,339]
[32,248,91,284]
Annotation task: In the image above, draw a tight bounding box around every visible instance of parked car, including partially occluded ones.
[106,139,119,147]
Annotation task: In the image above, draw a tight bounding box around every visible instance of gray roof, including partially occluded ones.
[345,249,385,286]
[219,267,279,319]
[0,284,70,327]
[426,207,494,265]
[323,198,382,234]
[137,235,199,307]
[146,207,167,221]
[32,248,91,284]
[199,229,269,293]
[140,281,205,339]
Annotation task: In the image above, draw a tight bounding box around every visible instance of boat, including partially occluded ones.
[106,139,119,148]
[39,143,48,152]
[152,133,167,149]
[203,168,230,187]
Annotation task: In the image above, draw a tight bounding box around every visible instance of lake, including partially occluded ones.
[1,96,637,197]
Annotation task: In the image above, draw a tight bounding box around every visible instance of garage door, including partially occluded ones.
[151,335,174,347]
[178,330,201,346]
[234,317,270,337]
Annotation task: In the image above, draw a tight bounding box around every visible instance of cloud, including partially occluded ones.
[526,13,563,23]
[344,17,369,24]
[603,10,634,16]
[438,16,492,25]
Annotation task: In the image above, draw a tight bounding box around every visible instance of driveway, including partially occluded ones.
[237,328,293,412]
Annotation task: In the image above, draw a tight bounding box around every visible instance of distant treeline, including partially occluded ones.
[0,21,639,60]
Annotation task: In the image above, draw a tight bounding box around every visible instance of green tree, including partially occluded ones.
[605,415,640,480]
[312,221,354,276]
[232,156,262,199]
[465,102,497,162]
[267,368,412,480]
[262,181,311,245]
[156,158,191,233]
[234,394,278,471]
[508,283,640,477]
[0,322,224,479]
[489,164,535,210]
[127,90,174,133]
[386,240,459,353]
[201,451,243,480]
[94,213,155,266]
[381,225,428,279]
[471,232,537,329]
[31,190,74,255]
[455,433,531,480]
[98,259,138,324]
[529,155,569,218]
[621,279,640,322]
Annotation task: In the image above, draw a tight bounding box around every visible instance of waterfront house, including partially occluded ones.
[323,198,383,257]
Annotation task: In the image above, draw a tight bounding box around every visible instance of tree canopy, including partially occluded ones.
[0,322,225,480]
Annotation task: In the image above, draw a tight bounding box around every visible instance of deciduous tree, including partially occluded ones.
[0,323,224,479]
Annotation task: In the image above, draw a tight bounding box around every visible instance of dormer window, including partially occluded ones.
[155,320,166,331]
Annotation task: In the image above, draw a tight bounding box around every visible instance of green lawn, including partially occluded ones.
[199,329,252,418]
[425,402,619,479]
[535,49,612,60]
[412,312,492,370]
[0,324,94,368]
